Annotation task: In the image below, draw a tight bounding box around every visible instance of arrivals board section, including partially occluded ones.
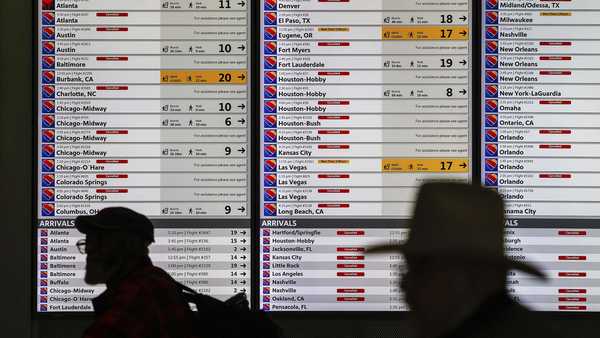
[260,0,473,311]
[482,0,600,311]
[36,0,251,312]
[37,226,250,312]
[259,223,408,311]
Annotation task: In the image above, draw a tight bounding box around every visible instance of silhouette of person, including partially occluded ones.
[76,207,197,338]
[369,182,562,338]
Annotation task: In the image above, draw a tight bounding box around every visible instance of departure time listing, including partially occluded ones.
[36,0,251,312]
[259,0,473,311]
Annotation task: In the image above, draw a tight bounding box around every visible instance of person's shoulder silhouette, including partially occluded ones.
[369,183,564,338]
[76,207,197,338]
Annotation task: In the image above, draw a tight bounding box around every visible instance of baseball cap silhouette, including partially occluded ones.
[75,207,154,243]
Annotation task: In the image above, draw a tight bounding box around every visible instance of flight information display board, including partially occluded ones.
[482,0,600,312]
[260,0,473,311]
[36,0,251,312]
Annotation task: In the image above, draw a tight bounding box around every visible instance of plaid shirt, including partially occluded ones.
[83,257,197,338]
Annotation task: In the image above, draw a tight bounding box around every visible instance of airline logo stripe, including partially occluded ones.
[264,12,277,25]
[485,114,498,127]
[264,160,277,172]
[264,174,277,187]
[264,115,277,128]
[264,27,277,40]
[264,100,277,113]
[264,0,277,10]
[264,203,277,216]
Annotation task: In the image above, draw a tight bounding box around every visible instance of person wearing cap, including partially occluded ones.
[75,207,197,338]
[369,182,562,338]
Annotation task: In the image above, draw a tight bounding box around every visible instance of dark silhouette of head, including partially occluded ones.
[75,207,154,285]
[369,182,544,338]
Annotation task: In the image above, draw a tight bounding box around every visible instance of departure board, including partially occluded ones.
[36,0,251,312]
[260,0,473,311]
[482,0,600,312]
[32,0,600,316]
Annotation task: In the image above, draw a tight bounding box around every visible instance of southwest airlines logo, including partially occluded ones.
[485,144,498,157]
[264,42,277,55]
[264,130,277,143]
[264,144,277,157]
[42,70,55,84]
[264,188,277,201]
[42,100,55,113]
[486,55,498,68]
[264,27,277,40]
[264,115,277,128]
[42,144,55,157]
[486,0,498,10]
[42,27,55,40]
[264,0,277,10]
[485,129,498,142]
[486,26,498,40]
[42,174,55,187]
[485,173,498,186]
[264,71,277,84]
[42,114,55,128]
[42,41,55,55]
[264,85,277,98]
[485,114,498,128]
[264,174,277,187]
[485,70,498,83]
[41,203,55,216]
[486,11,498,24]
[264,203,277,216]
[264,100,277,113]
[485,99,498,113]
[42,159,55,172]
[42,12,55,25]
[486,41,498,54]
[42,56,55,69]
[264,12,277,25]
[42,129,55,143]
[42,85,55,98]
[264,56,277,69]
[42,188,55,202]
[265,174,277,187]
[264,159,277,172]
[485,159,498,172]
[485,85,498,98]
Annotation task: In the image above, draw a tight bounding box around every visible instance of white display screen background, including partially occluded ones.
[259,0,473,312]
[35,0,252,312]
